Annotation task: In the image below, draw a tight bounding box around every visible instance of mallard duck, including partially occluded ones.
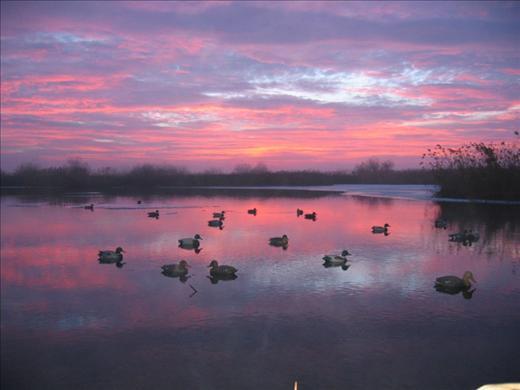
[372,223,390,233]
[435,218,448,229]
[178,234,202,248]
[323,250,351,264]
[247,208,257,215]
[84,204,94,211]
[98,247,124,262]
[208,260,237,276]
[161,260,190,277]
[304,212,317,220]
[213,211,225,218]
[208,219,224,228]
[148,210,159,218]
[435,271,476,292]
[449,230,467,242]
[296,208,304,217]
[269,234,289,247]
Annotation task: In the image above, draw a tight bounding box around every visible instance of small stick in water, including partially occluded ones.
[189,284,198,297]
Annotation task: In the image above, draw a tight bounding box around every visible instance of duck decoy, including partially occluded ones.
[148,210,159,218]
[208,260,238,277]
[269,234,289,249]
[435,218,448,229]
[161,260,190,278]
[213,211,225,219]
[84,204,94,211]
[208,218,224,229]
[98,246,125,262]
[296,208,304,217]
[178,234,202,251]
[372,223,390,234]
[304,212,317,220]
[247,208,257,215]
[322,250,351,265]
[434,271,476,295]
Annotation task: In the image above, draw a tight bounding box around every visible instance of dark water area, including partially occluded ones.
[1,188,519,389]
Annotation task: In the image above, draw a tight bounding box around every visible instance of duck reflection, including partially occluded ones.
[207,274,238,284]
[322,262,351,271]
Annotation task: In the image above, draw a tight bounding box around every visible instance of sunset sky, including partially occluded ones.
[1,1,519,172]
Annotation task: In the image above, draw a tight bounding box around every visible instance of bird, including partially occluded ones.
[98,247,125,262]
[213,211,225,219]
[269,234,289,247]
[208,260,238,277]
[434,271,476,293]
[296,208,304,217]
[322,250,351,265]
[247,208,257,215]
[148,210,159,218]
[161,260,190,277]
[372,223,390,234]
[449,231,467,242]
[178,234,202,248]
[304,212,317,220]
[208,218,224,228]
[84,204,94,211]
[434,218,448,229]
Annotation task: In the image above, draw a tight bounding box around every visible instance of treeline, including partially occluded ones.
[0,159,434,190]
[422,135,520,201]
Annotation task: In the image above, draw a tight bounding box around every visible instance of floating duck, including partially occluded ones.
[208,219,224,228]
[449,230,479,245]
[148,210,159,218]
[247,208,257,215]
[213,211,225,219]
[269,234,289,248]
[84,204,94,211]
[434,218,448,229]
[323,250,351,265]
[178,234,202,249]
[323,262,351,271]
[448,231,467,242]
[208,260,238,277]
[435,271,476,293]
[296,208,304,217]
[304,212,317,220]
[372,223,390,234]
[161,260,190,277]
[98,247,125,262]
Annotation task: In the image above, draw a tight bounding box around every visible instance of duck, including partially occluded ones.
[322,250,351,265]
[304,212,317,220]
[213,211,225,219]
[247,208,257,215]
[372,223,390,234]
[449,230,467,242]
[208,218,224,228]
[323,262,351,271]
[434,271,476,293]
[269,234,289,247]
[84,204,94,211]
[434,218,448,229]
[208,260,238,277]
[148,210,159,218]
[465,230,480,243]
[296,208,304,217]
[98,247,125,262]
[178,234,202,248]
[161,260,190,277]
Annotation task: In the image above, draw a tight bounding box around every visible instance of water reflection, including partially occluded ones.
[1,190,519,390]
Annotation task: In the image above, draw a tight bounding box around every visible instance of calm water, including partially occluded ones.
[1,187,519,389]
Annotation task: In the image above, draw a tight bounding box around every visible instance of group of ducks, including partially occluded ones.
[96,206,477,297]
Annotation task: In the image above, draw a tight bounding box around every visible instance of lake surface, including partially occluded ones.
[1,186,519,389]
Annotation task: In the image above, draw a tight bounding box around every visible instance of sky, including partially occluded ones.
[1,1,519,172]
